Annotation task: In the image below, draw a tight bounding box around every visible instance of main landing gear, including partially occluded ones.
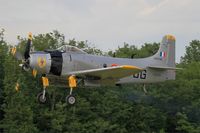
[37,75,77,105]
[66,75,77,105]
[37,76,49,104]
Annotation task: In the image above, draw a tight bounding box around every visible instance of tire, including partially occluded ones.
[37,92,47,104]
[66,95,76,105]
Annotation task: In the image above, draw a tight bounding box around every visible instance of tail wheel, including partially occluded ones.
[66,95,76,105]
[37,92,47,104]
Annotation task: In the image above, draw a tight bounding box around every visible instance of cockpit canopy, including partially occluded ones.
[57,45,87,54]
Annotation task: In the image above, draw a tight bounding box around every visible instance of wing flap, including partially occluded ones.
[68,65,143,80]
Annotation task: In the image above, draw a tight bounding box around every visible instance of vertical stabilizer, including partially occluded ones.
[153,35,175,67]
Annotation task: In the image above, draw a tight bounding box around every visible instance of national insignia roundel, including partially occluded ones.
[37,57,46,68]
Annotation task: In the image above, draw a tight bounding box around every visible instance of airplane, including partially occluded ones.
[11,33,179,105]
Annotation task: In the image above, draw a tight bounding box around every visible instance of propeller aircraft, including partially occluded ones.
[11,33,179,105]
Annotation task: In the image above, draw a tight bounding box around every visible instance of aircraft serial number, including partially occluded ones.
[133,70,147,79]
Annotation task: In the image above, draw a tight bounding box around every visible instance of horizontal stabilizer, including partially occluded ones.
[148,66,182,70]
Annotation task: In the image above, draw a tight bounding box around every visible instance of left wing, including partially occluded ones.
[68,65,143,80]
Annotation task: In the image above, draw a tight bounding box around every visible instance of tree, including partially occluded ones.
[108,42,159,58]
[108,42,138,58]
[0,54,38,133]
[181,40,200,64]
[176,112,200,133]
[138,42,159,58]
[0,28,8,132]
[17,30,65,52]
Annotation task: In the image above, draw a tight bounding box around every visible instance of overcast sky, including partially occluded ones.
[1,0,200,62]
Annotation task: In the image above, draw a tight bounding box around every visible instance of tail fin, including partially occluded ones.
[148,35,177,81]
[153,35,175,67]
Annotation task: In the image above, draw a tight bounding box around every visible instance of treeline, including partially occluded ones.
[0,29,200,133]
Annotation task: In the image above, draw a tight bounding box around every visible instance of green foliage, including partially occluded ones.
[177,62,200,80]
[0,28,8,131]
[0,55,38,133]
[108,42,138,58]
[181,40,200,64]
[108,42,159,58]
[17,30,65,52]
[17,31,103,55]
[176,112,200,133]
[0,28,7,88]
[138,42,159,58]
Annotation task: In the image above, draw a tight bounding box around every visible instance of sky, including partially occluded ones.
[1,0,200,62]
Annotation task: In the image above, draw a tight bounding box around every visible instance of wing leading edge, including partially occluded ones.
[68,65,143,80]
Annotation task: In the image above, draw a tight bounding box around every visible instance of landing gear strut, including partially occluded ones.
[143,84,147,94]
[37,76,49,104]
[66,75,77,105]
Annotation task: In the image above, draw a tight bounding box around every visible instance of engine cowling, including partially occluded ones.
[29,52,51,74]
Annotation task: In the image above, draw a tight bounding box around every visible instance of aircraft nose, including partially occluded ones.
[29,53,52,74]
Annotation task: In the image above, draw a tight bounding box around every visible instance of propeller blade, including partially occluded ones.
[11,47,17,56]
[11,32,33,71]
[15,51,23,60]
[15,82,20,92]
[24,32,32,60]
[11,47,24,61]
[32,69,37,78]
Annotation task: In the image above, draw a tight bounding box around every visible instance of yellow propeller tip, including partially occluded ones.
[28,32,32,40]
[15,82,20,92]
[11,47,17,56]
[28,32,32,36]
[32,69,37,78]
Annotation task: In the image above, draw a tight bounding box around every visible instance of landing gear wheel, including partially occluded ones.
[66,95,76,105]
[37,92,47,104]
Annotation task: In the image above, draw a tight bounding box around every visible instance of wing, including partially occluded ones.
[68,65,143,80]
